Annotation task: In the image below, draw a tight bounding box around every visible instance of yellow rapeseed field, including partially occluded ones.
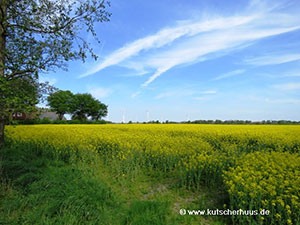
[5,124,300,224]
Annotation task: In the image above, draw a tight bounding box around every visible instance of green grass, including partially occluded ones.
[0,144,123,225]
[0,142,227,225]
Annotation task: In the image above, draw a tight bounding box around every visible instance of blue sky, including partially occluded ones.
[41,0,300,122]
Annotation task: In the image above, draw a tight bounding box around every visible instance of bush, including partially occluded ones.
[52,119,67,124]
[9,119,108,125]
[39,118,52,124]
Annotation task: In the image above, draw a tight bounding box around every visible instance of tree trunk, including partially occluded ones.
[0,120,4,149]
[0,2,7,149]
[0,1,7,76]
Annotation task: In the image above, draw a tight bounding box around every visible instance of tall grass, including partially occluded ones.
[0,142,172,225]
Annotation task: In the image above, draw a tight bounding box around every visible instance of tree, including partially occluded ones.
[0,0,111,148]
[90,99,108,121]
[71,93,107,121]
[0,76,56,121]
[47,90,74,120]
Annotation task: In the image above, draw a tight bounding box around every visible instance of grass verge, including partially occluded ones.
[0,142,227,225]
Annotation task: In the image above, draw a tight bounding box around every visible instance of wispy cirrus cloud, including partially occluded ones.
[88,87,113,99]
[200,90,217,94]
[261,71,300,78]
[79,15,256,78]
[213,69,246,81]
[245,54,300,66]
[139,25,300,87]
[193,96,212,101]
[155,90,195,99]
[131,91,141,99]
[155,92,176,99]
[79,0,300,91]
[265,98,300,104]
[155,89,217,99]
[272,82,300,91]
[281,72,300,77]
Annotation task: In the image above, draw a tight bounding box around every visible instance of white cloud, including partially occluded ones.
[213,69,246,81]
[131,91,141,98]
[261,71,300,78]
[79,0,300,90]
[142,67,171,87]
[138,22,300,87]
[200,90,217,95]
[193,96,211,101]
[155,92,175,99]
[272,82,300,91]
[88,87,113,99]
[155,90,196,99]
[119,61,150,77]
[245,54,300,66]
[190,90,217,101]
[282,72,300,77]
[200,90,217,94]
[265,98,300,104]
[79,15,257,78]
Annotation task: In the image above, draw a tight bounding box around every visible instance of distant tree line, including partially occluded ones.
[183,120,300,125]
[127,120,300,125]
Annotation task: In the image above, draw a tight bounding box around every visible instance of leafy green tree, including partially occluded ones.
[71,93,107,121]
[90,99,108,121]
[0,77,56,121]
[0,0,111,148]
[47,90,74,120]
[1,78,39,115]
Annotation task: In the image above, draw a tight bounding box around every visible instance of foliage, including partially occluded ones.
[0,77,39,119]
[1,0,111,77]
[0,0,111,147]
[71,93,108,121]
[8,118,109,125]
[0,77,57,121]
[47,90,108,121]
[0,0,111,111]
[47,90,74,120]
